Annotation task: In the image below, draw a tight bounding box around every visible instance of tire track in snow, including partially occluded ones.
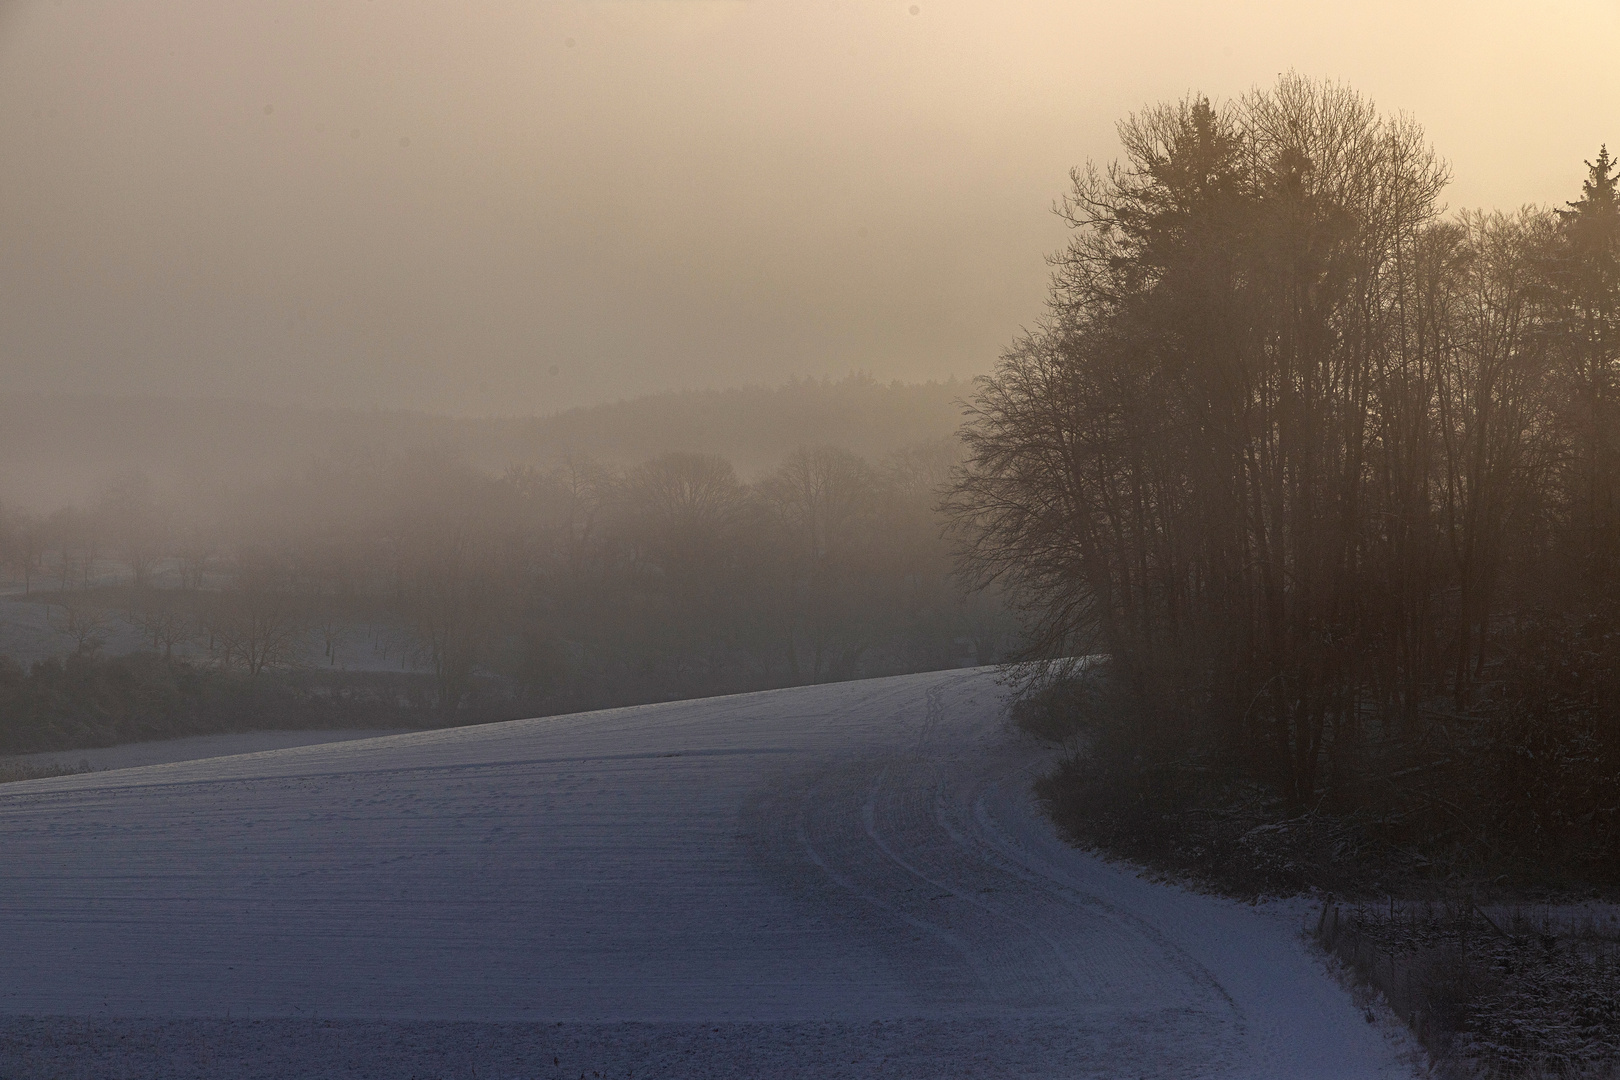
[754,671,1409,1077]
[779,727,1237,1059]
[0,667,1415,1078]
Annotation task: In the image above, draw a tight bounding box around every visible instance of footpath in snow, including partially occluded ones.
[0,668,1417,1078]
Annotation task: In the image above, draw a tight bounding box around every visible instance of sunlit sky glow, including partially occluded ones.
[0,0,1613,413]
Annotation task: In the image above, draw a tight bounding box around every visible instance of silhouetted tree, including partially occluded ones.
[950,76,1454,802]
[208,551,307,676]
[1544,147,1620,596]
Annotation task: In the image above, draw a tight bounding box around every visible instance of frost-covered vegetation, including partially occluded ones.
[1320,901,1620,1077]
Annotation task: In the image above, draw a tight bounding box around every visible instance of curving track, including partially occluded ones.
[0,668,1414,1078]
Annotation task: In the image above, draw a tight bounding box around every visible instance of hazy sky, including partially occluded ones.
[1,1,1614,415]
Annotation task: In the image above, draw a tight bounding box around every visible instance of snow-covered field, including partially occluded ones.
[0,668,1418,1078]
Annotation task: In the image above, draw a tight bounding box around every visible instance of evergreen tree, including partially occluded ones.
[1547,147,1620,591]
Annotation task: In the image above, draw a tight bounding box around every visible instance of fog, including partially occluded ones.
[1,0,1613,414]
[9,11,1620,1074]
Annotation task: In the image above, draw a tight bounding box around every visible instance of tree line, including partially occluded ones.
[0,439,1007,749]
[948,75,1620,864]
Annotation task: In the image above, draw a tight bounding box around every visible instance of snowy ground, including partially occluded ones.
[0,668,1420,1078]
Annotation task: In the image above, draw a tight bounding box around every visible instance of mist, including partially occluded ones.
[10,7,1620,1077]
[1,0,1614,414]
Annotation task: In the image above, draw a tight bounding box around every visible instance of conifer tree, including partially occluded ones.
[1547,148,1620,591]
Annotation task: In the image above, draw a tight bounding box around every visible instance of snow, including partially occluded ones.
[0,667,1419,1077]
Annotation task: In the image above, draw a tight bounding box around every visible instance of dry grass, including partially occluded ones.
[0,759,95,784]
[1319,901,1620,1078]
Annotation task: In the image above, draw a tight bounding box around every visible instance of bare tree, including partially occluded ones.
[208,552,308,676]
[1433,210,1559,700]
[96,470,164,589]
[392,466,531,716]
[763,446,882,680]
[948,77,1452,803]
[47,507,100,591]
[9,514,44,594]
[134,588,194,660]
[398,526,508,715]
[51,592,111,655]
[176,527,215,591]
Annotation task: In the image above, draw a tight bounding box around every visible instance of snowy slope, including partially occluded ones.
[0,668,1416,1078]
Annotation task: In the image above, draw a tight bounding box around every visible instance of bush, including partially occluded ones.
[0,652,429,755]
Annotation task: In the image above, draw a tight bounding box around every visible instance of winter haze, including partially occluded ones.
[5,4,1620,1077]
[0,0,1612,413]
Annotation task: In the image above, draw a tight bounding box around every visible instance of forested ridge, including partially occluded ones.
[0,374,966,505]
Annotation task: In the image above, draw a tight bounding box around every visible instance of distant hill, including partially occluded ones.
[0,375,972,508]
[494,376,969,475]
